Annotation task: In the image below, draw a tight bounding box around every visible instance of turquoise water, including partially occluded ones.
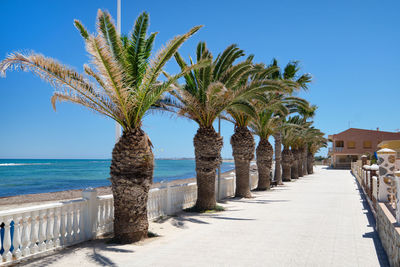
[0,159,234,197]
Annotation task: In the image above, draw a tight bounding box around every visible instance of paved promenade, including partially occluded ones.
[24,166,389,267]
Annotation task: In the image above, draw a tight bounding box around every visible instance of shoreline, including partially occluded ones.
[0,168,235,210]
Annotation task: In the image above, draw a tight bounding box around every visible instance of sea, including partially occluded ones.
[0,159,235,197]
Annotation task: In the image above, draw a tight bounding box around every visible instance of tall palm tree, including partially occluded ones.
[248,93,288,190]
[284,116,310,179]
[0,10,202,243]
[281,122,297,181]
[226,64,280,197]
[306,128,327,174]
[268,59,311,184]
[165,43,286,210]
[297,104,317,176]
[278,97,310,181]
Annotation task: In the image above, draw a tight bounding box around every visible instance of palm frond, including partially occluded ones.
[0,52,119,123]
[141,25,202,92]
[97,10,124,65]
[74,20,89,40]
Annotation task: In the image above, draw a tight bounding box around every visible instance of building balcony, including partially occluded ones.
[329,147,344,153]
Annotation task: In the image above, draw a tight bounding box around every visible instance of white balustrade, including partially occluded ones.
[0,168,241,264]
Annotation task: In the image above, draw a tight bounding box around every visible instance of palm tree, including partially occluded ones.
[226,64,280,197]
[248,93,289,190]
[284,116,308,179]
[165,43,286,210]
[281,123,297,181]
[306,128,327,174]
[267,59,311,184]
[297,104,317,176]
[0,10,202,243]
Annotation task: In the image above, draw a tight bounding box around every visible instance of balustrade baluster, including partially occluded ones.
[72,204,79,243]
[105,200,111,232]
[99,201,105,233]
[46,209,54,249]
[66,205,72,244]
[60,207,66,246]
[2,216,13,262]
[29,211,39,254]
[110,199,114,231]
[79,203,85,241]
[38,210,46,251]
[53,207,60,247]
[21,213,30,257]
[12,214,22,260]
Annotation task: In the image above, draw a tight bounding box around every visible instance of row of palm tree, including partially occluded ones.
[0,10,326,243]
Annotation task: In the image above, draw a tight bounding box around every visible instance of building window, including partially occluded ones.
[347,141,356,149]
[335,140,344,147]
[363,141,372,148]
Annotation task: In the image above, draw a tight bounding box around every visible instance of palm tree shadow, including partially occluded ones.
[19,238,134,267]
[229,198,290,204]
[152,213,210,229]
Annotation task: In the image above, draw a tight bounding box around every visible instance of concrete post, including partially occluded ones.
[370,164,379,199]
[361,155,368,166]
[363,165,370,190]
[394,171,400,224]
[366,165,371,194]
[82,188,98,239]
[377,148,396,202]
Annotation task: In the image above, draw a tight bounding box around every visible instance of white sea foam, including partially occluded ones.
[0,163,52,166]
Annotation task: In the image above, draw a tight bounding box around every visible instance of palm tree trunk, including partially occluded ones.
[193,127,223,210]
[231,126,255,198]
[273,132,282,185]
[297,147,303,178]
[291,148,299,179]
[307,152,314,174]
[282,147,292,182]
[256,138,273,190]
[302,147,308,176]
[110,128,154,243]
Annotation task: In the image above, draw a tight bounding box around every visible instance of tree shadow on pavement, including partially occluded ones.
[229,199,290,204]
[19,238,134,267]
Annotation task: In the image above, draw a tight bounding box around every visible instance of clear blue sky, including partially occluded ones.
[1,0,399,159]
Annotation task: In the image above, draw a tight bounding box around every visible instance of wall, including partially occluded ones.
[376,203,400,267]
[352,161,400,267]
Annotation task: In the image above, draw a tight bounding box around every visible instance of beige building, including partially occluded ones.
[328,128,400,168]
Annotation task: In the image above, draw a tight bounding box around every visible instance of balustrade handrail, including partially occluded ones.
[0,198,86,217]
[97,195,113,200]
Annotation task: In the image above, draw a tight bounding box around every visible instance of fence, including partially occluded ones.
[0,168,259,265]
[351,149,400,266]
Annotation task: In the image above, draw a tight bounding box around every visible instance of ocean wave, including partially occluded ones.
[0,163,52,167]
